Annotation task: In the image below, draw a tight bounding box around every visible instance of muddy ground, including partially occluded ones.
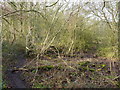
[2,52,120,88]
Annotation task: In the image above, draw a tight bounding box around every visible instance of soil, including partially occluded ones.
[5,54,28,88]
[21,54,120,88]
[3,52,120,88]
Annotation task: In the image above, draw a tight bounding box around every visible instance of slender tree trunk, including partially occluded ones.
[118,2,120,61]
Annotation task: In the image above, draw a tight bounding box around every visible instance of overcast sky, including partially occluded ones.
[0,0,118,2]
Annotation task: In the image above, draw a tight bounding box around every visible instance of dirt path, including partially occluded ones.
[6,54,27,88]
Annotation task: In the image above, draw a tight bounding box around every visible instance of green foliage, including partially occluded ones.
[78,61,90,66]
[97,46,117,58]
[116,81,120,88]
[1,2,119,88]
[78,61,96,72]
[89,68,96,72]
[2,2,118,58]
[78,62,107,72]
[2,81,7,88]
[2,41,25,58]
[98,64,106,69]
[39,65,54,70]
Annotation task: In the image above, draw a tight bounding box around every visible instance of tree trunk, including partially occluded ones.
[118,2,120,61]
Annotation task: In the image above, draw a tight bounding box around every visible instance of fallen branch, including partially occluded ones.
[8,68,29,72]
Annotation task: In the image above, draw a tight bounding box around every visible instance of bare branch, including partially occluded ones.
[45,0,59,7]
[102,0,106,10]
[1,9,47,20]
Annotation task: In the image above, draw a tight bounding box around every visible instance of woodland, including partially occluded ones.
[1,0,120,88]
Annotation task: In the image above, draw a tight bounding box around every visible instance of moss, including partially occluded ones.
[99,64,106,68]
[78,61,90,66]
[79,67,88,72]
[89,68,95,72]
[97,69,102,71]
[39,65,54,70]
[78,61,96,72]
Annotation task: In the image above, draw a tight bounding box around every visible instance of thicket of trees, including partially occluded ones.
[1,1,118,59]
